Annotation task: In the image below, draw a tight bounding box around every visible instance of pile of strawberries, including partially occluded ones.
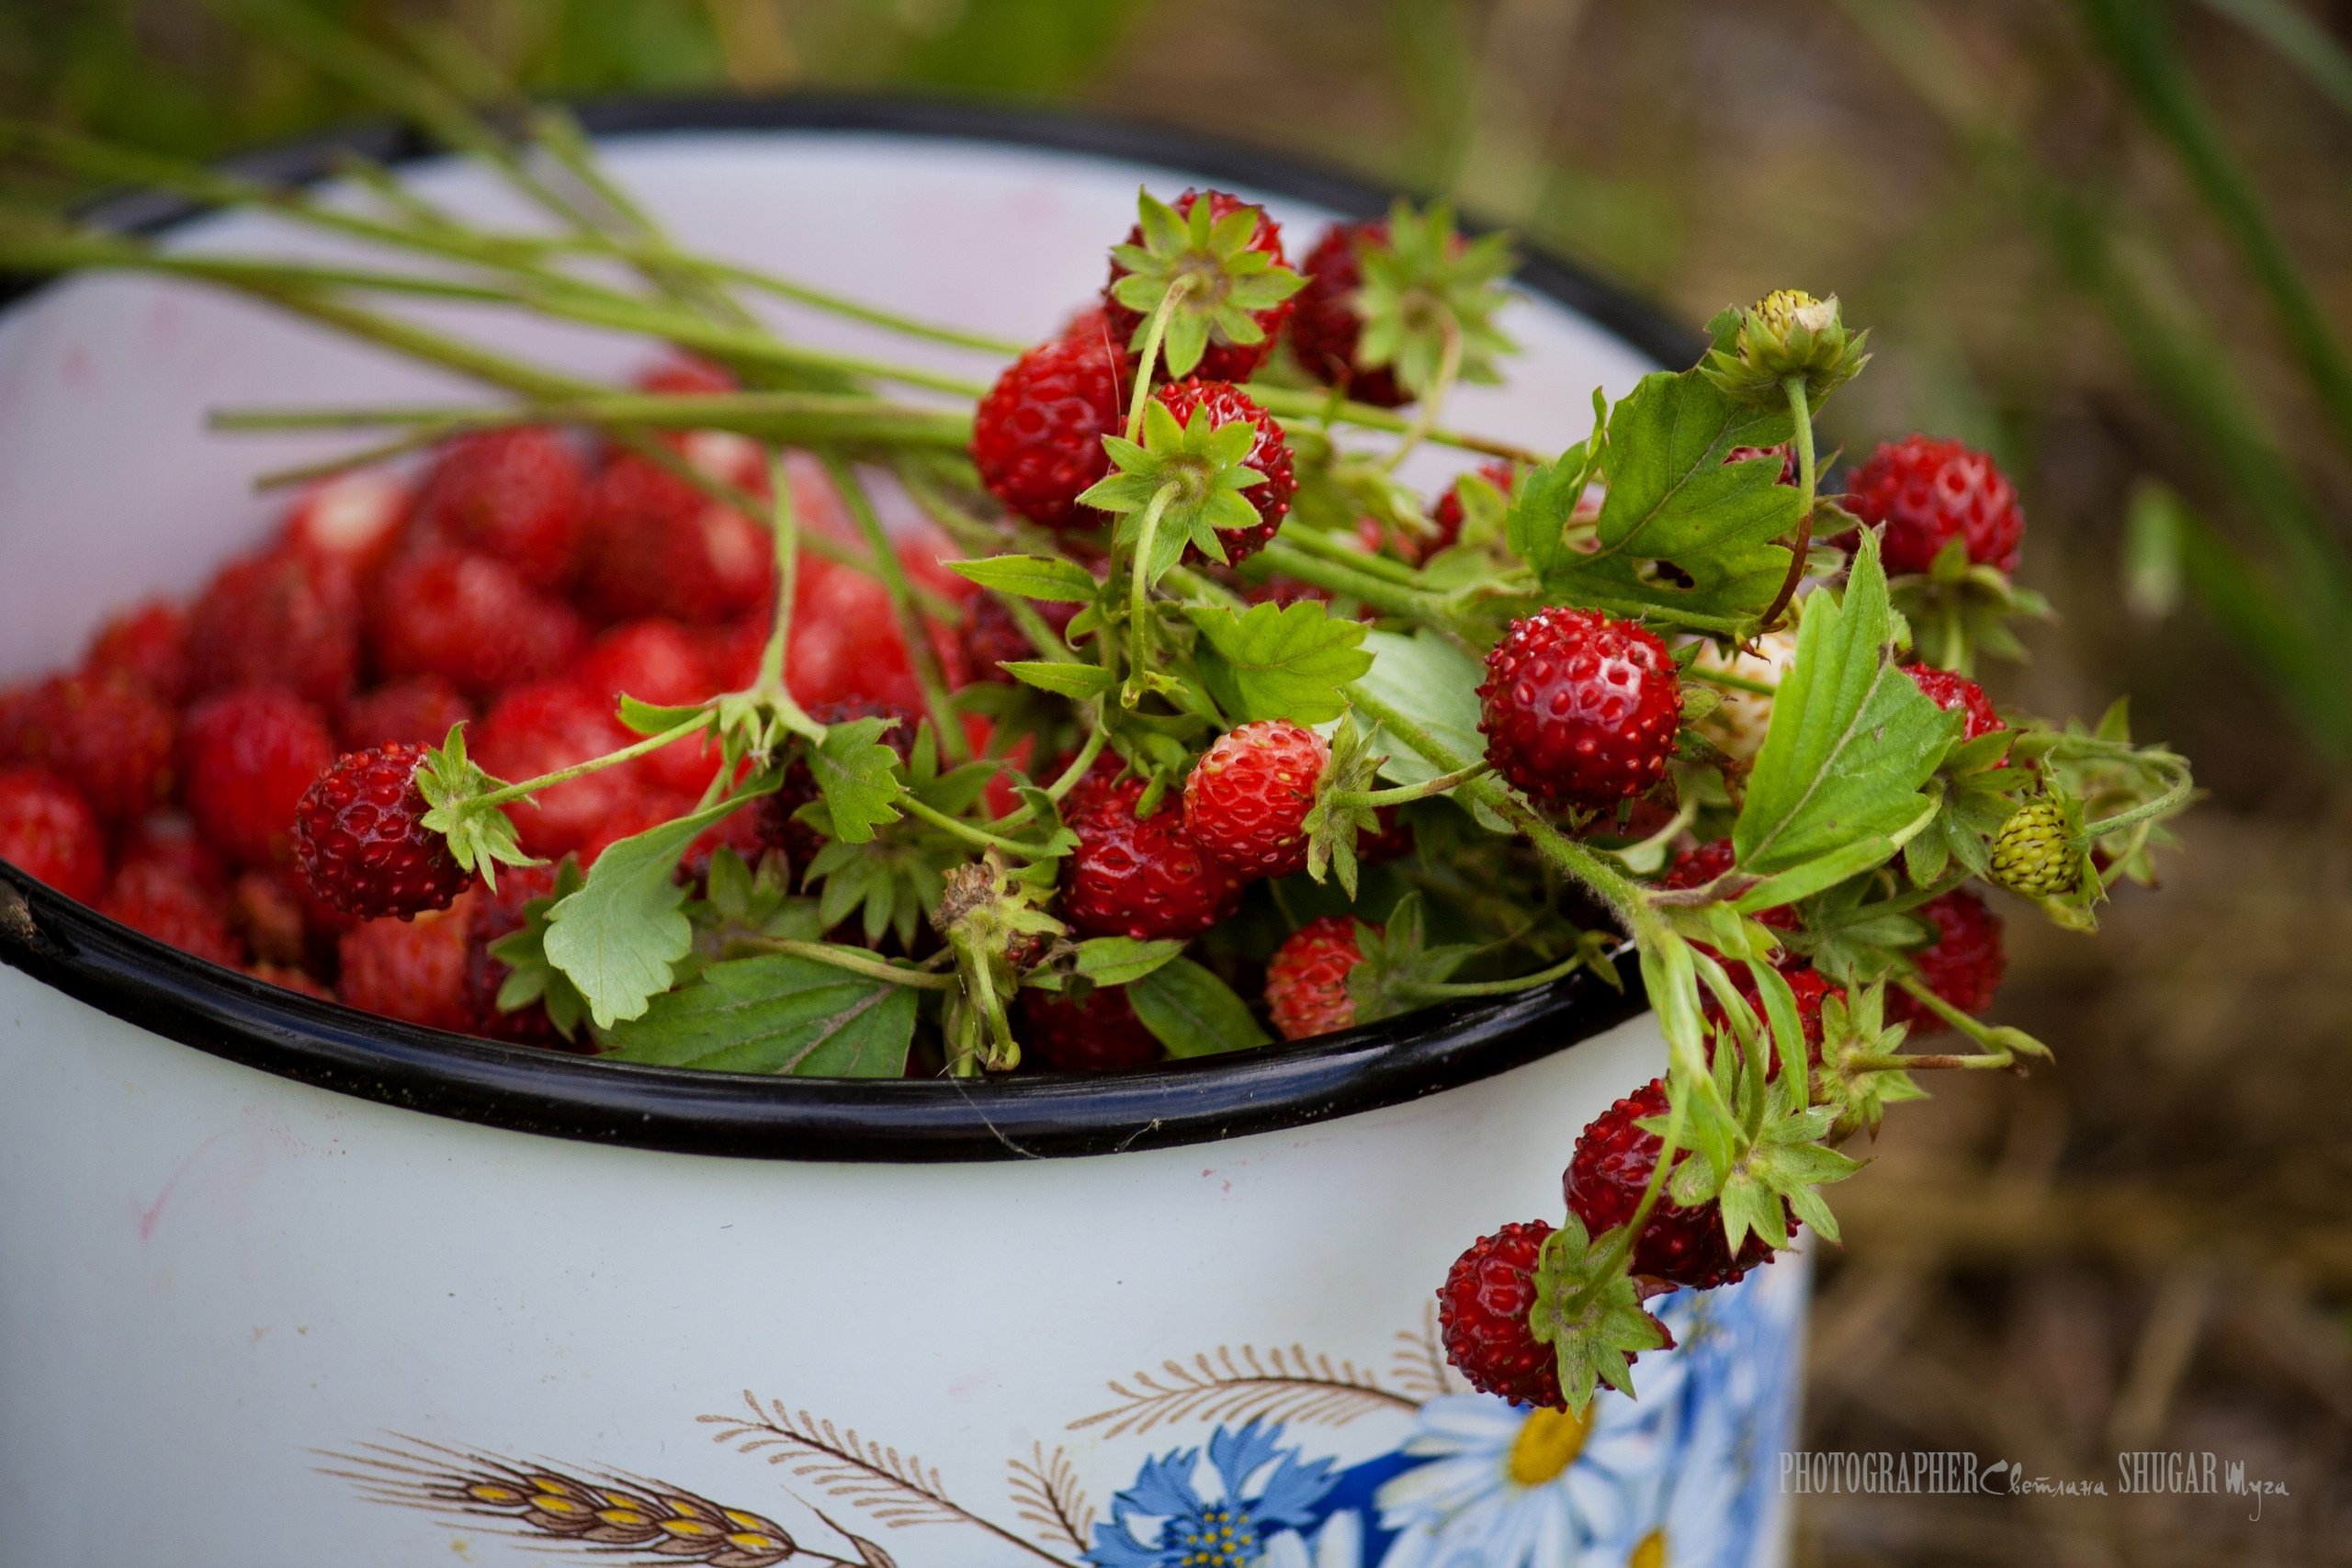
[0,357,984,1032]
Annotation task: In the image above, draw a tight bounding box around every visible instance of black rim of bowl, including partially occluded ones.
[0,94,1683,1164]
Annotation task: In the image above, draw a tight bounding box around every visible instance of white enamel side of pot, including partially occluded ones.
[0,114,1808,1568]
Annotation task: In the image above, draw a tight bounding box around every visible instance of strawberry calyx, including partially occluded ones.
[1351,200,1519,403]
[1107,188,1305,380]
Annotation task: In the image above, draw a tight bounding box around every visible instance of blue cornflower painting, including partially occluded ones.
[1086,1420,1340,1568]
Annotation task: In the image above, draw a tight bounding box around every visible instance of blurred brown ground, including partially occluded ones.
[5,2,2349,1561]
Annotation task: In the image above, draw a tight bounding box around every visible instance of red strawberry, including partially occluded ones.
[1017,984,1164,1072]
[1060,763,1246,941]
[113,814,226,895]
[635,353,738,397]
[293,742,474,920]
[1152,378,1296,567]
[1103,188,1294,383]
[1289,220,1409,407]
[1357,805,1416,865]
[1846,435,2024,575]
[368,547,591,700]
[407,427,588,589]
[0,766,107,902]
[1904,664,2006,746]
[785,556,937,711]
[970,323,1130,531]
[85,599,191,703]
[1885,888,2005,1034]
[334,892,478,1032]
[462,862,582,1050]
[579,449,773,626]
[581,619,724,796]
[98,855,245,966]
[1413,459,1520,561]
[1478,607,1681,814]
[280,468,412,585]
[1437,1221,1566,1409]
[336,676,474,752]
[1566,1077,1777,1291]
[470,679,640,861]
[1660,838,1796,931]
[1182,720,1327,879]
[186,544,360,708]
[0,667,177,822]
[1702,960,1839,1077]
[958,593,1081,684]
[1265,915,1369,1041]
[178,686,335,869]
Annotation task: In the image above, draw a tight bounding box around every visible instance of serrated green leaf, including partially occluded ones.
[1185,600,1374,724]
[616,696,710,738]
[1128,957,1272,1057]
[1734,534,1961,874]
[949,554,1101,603]
[600,954,917,1076]
[1004,660,1118,700]
[1352,630,1508,830]
[1504,443,1588,580]
[808,716,906,846]
[1071,937,1187,987]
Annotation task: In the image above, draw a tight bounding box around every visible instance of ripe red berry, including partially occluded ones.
[114,813,227,895]
[1289,220,1409,408]
[1017,984,1164,1072]
[0,766,107,902]
[1904,664,2006,745]
[99,855,245,967]
[1846,435,2024,576]
[462,862,583,1050]
[1417,459,1520,561]
[1702,960,1840,1077]
[186,544,360,709]
[178,686,335,869]
[292,742,474,921]
[0,667,177,823]
[786,555,955,712]
[581,619,724,796]
[1357,805,1416,865]
[1060,764,1247,941]
[1479,607,1681,814]
[1104,189,1294,383]
[280,468,412,585]
[1265,915,1369,1041]
[407,427,589,589]
[336,676,474,752]
[1436,1221,1565,1410]
[1884,887,2005,1034]
[1151,378,1296,567]
[970,325,1129,531]
[334,893,478,1032]
[1182,721,1327,879]
[1659,838,1796,931]
[470,679,641,861]
[368,547,591,701]
[85,599,191,703]
[579,449,774,626]
[959,594,1081,684]
[1566,1077,1776,1291]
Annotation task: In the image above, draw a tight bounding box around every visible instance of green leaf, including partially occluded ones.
[616,696,710,738]
[1352,630,1506,830]
[1185,601,1374,725]
[1071,936,1187,987]
[544,791,768,1028]
[1733,533,1961,874]
[808,716,906,846]
[1127,957,1272,1057]
[949,554,1101,603]
[484,858,588,1040]
[599,954,919,1076]
[1004,660,1118,700]
[1504,441,1589,580]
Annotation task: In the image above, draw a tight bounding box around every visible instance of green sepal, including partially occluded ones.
[1351,199,1519,399]
[1079,398,1268,577]
[1342,894,1476,1026]
[1303,716,1385,897]
[804,716,907,846]
[484,857,589,1041]
[414,722,537,890]
[1109,187,1306,378]
[1529,1215,1673,1410]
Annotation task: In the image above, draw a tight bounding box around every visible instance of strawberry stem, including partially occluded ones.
[1758,376,1819,632]
[1124,275,1194,444]
[752,450,825,744]
[1254,538,1456,623]
[1381,313,1464,473]
[821,455,973,764]
[1244,383,1541,464]
[734,936,959,991]
[1122,480,1182,708]
[899,796,1057,859]
[1349,760,1491,807]
[469,714,718,809]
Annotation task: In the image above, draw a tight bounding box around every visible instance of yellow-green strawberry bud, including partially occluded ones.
[1989,798,2080,897]
[1702,288,1870,405]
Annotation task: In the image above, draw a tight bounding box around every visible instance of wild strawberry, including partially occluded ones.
[1060,764,1246,941]
[1989,797,2080,897]
[1690,628,1798,761]
[579,449,773,626]
[1566,1078,1777,1291]
[581,619,723,796]
[1103,188,1295,382]
[334,892,478,1032]
[85,599,190,703]
[1885,888,2005,1033]
[1436,1221,1565,1409]
[98,855,245,967]
[470,679,640,861]
[336,676,474,752]
[970,325,1129,531]
[113,814,226,894]
[178,686,335,868]
[407,427,589,589]
[959,594,1081,683]
[0,667,177,822]
[1151,378,1296,566]
[462,862,583,1050]
[636,353,737,398]
[368,547,591,700]
[1659,839,1796,930]
[1417,459,1519,560]
[1265,915,1369,1041]
[1846,435,2024,575]
[292,742,474,920]
[0,766,107,902]
[785,557,932,711]
[1478,607,1681,814]
[229,868,313,969]
[1181,721,1326,879]
[1287,220,1408,407]
[1017,984,1163,1072]
[186,544,360,708]
[280,468,412,584]
[1904,664,2006,746]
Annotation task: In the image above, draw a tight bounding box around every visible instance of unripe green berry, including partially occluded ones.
[1989,799,2080,897]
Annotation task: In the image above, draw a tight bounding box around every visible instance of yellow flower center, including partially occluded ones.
[1629,1528,1668,1568]
[1506,1404,1593,1486]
